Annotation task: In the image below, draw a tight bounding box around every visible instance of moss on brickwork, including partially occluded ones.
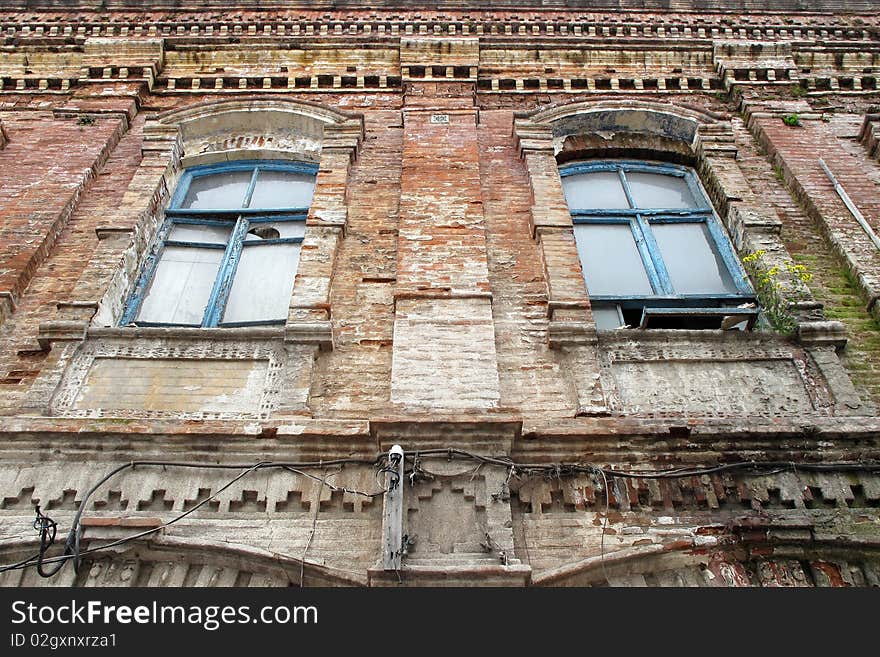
[799,253,880,405]
[734,117,880,408]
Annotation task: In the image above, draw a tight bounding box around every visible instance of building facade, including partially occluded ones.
[1,0,879,587]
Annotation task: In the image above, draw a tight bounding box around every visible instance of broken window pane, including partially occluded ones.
[653,223,738,294]
[626,171,697,209]
[593,304,626,330]
[245,222,305,241]
[221,243,301,324]
[136,246,223,325]
[168,224,231,245]
[574,223,653,296]
[180,170,252,209]
[563,171,630,209]
[124,161,319,327]
[246,226,281,240]
[249,171,315,209]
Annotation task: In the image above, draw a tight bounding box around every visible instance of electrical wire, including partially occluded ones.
[597,469,611,585]
[399,449,880,480]
[0,551,42,574]
[282,466,388,498]
[299,470,329,588]
[0,506,64,575]
[0,451,877,578]
[0,458,383,577]
[12,463,267,576]
[34,505,62,578]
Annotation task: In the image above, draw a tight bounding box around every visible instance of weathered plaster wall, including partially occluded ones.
[0,3,879,587]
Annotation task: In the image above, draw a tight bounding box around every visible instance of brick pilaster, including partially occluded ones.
[514,118,607,415]
[390,81,500,411]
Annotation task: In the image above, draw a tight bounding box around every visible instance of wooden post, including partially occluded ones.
[382,444,405,570]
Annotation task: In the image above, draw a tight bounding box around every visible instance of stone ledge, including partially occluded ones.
[597,326,791,345]
[87,325,285,341]
[371,416,522,453]
[393,290,493,302]
[517,415,880,463]
[858,113,880,159]
[95,225,135,240]
[55,301,98,322]
[546,299,590,320]
[727,203,782,234]
[284,320,333,349]
[81,516,163,529]
[548,319,598,347]
[37,320,88,350]
[1,414,880,462]
[367,563,531,587]
[797,320,848,349]
[0,417,375,461]
[0,291,16,328]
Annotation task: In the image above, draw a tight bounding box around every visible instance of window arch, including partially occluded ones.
[561,160,756,330]
[121,159,317,328]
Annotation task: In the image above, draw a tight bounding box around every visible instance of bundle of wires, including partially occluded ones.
[1,452,877,578]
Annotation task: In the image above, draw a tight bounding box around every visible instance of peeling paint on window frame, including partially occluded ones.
[561,160,756,327]
[120,159,318,328]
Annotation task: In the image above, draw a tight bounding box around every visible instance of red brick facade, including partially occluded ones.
[0,2,879,587]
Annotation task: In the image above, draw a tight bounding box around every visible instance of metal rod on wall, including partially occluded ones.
[818,157,880,252]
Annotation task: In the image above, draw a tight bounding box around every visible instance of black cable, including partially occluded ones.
[0,507,64,576]
[0,458,386,576]
[33,505,65,578]
[282,466,388,498]
[63,457,384,572]
[0,550,41,574]
[10,462,269,575]
[400,450,880,479]
[597,469,611,584]
[1,452,878,577]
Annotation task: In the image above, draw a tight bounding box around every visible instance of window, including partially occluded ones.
[561,161,756,330]
[121,160,317,327]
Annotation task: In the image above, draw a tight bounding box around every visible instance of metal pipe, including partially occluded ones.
[818,158,880,252]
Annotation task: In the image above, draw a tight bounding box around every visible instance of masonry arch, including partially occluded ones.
[532,539,880,587]
[153,97,360,168]
[512,98,817,415]
[29,96,363,419]
[0,538,365,587]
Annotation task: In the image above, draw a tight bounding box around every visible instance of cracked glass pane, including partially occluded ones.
[245,222,305,241]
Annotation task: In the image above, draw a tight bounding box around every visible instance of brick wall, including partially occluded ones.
[734,114,880,407]
[0,110,127,318]
[0,3,878,587]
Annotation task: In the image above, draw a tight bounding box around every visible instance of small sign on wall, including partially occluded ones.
[430,114,450,124]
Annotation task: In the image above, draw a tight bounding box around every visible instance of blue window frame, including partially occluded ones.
[121,159,318,328]
[560,161,756,329]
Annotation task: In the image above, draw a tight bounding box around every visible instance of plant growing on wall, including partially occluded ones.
[742,249,813,335]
